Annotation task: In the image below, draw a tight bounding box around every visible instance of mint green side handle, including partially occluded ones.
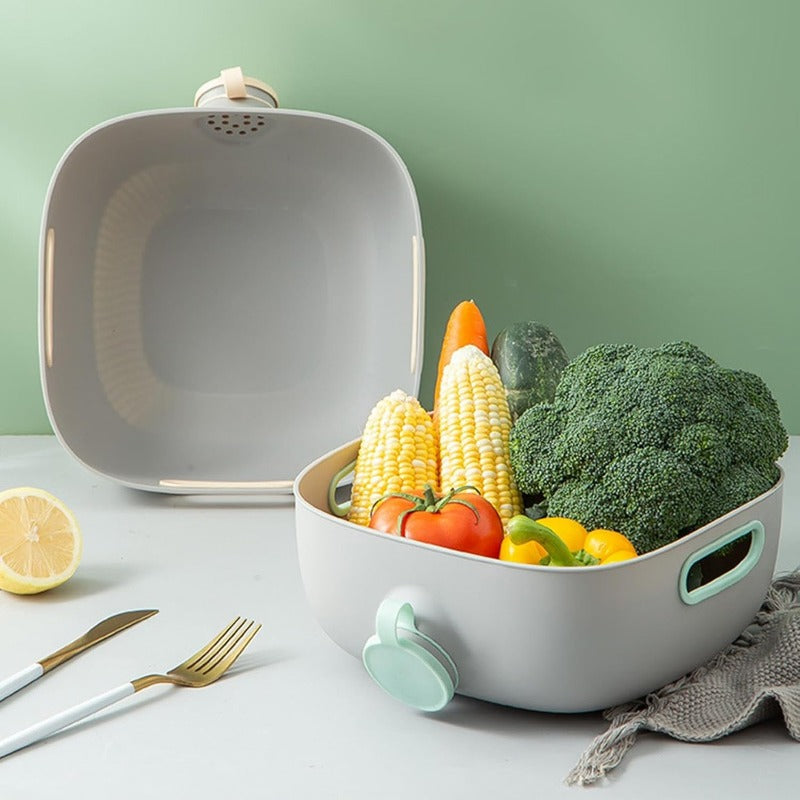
[362,598,458,712]
[328,459,356,517]
[679,520,765,605]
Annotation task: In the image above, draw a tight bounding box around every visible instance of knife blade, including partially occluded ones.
[0,609,158,703]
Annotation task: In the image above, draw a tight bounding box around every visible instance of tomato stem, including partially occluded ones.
[422,484,439,511]
[372,484,485,535]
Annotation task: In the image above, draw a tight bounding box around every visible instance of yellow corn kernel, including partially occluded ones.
[438,345,523,528]
[348,390,438,526]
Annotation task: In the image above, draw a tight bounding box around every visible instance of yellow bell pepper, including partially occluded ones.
[583,529,637,563]
[499,535,546,565]
[502,516,637,567]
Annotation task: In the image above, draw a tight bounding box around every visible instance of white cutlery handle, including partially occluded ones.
[0,682,135,759]
[0,663,44,702]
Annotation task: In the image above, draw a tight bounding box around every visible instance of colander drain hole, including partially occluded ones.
[204,114,267,138]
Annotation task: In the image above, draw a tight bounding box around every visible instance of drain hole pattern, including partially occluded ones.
[204,113,267,140]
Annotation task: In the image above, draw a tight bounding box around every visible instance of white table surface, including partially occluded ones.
[0,435,798,799]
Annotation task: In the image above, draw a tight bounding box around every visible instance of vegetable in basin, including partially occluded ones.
[508,341,788,554]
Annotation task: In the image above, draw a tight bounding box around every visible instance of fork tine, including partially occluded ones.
[196,619,257,674]
[199,621,261,677]
[173,617,242,672]
[190,618,250,672]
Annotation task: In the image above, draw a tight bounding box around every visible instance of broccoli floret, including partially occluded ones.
[509,341,787,554]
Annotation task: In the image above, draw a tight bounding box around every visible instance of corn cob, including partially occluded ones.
[438,344,523,528]
[347,390,438,526]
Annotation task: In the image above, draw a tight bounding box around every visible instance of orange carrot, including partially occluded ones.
[432,300,490,420]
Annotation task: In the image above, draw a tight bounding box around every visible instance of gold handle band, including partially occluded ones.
[158,479,294,492]
[44,227,55,368]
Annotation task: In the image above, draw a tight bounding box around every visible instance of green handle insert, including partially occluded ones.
[327,459,356,518]
[362,598,458,712]
[679,520,765,605]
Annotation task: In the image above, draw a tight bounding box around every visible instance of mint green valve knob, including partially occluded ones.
[362,598,458,712]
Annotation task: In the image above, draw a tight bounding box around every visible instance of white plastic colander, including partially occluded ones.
[39,68,425,493]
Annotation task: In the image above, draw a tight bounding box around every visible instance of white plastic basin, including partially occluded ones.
[294,438,783,713]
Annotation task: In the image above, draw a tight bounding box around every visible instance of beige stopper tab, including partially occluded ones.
[220,66,248,99]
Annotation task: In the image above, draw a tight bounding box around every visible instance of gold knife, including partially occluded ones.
[0,609,158,703]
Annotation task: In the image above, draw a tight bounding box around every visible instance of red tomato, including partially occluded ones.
[369,489,504,559]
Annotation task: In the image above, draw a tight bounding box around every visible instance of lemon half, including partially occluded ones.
[0,487,82,595]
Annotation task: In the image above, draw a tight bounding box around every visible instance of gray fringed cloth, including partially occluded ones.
[566,570,800,786]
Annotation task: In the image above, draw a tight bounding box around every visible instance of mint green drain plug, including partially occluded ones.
[362,598,458,712]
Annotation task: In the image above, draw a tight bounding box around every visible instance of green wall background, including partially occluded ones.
[2,0,798,433]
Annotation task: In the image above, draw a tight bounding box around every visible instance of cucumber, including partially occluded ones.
[491,322,569,421]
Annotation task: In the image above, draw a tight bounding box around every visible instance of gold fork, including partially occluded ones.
[0,617,261,759]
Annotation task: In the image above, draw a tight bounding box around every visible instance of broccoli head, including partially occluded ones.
[508,341,787,553]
